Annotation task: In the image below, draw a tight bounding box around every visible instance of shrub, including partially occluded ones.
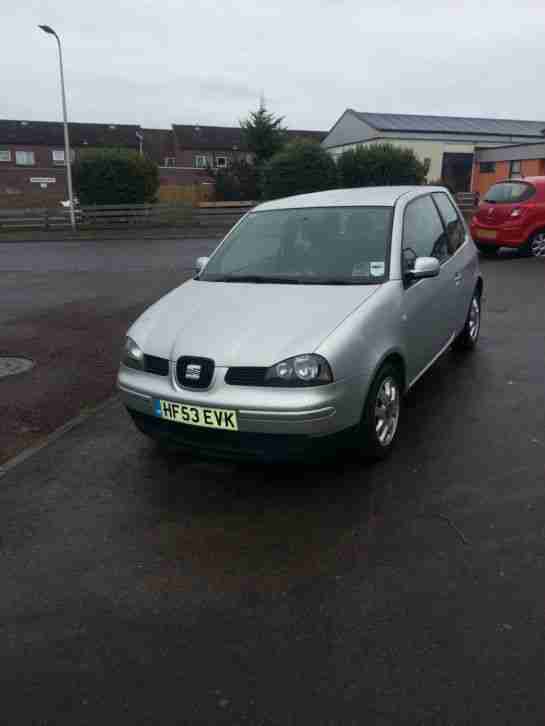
[214,159,259,201]
[262,140,338,200]
[73,149,159,205]
[337,144,429,188]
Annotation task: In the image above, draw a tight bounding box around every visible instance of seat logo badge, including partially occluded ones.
[185,364,202,381]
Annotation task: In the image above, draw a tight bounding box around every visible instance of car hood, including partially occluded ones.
[129,279,379,367]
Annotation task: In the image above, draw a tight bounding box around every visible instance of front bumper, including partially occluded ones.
[470,221,528,248]
[127,408,356,461]
[117,363,368,459]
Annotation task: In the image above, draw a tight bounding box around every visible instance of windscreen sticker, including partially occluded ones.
[370,261,385,277]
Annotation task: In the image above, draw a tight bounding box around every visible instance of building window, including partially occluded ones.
[215,155,228,169]
[194,155,209,169]
[509,160,522,178]
[163,157,176,167]
[15,150,35,166]
[0,149,11,162]
[52,149,75,165]
[480,161,496,173]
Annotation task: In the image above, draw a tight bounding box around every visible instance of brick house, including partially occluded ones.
[0,119,143,207]
[144,124,327,191]
[143,127,215,189]
[0,119,327,206]
[472,141,545,197]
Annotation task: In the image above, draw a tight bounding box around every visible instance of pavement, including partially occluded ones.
[0,237,217,463]
[2,243,545,724]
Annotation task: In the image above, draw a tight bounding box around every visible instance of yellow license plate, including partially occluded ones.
[479,229,497,240]
[154,399,238,431]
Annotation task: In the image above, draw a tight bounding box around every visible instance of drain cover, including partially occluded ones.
[0,357,35,379]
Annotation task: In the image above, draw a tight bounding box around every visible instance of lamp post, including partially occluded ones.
[135,129,144,156]
[38,24,76,230]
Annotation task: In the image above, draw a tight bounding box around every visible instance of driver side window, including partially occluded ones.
[402,195,449,268]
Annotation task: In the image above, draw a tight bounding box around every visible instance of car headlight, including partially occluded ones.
[264,354,333,386]
[122,336,144,370]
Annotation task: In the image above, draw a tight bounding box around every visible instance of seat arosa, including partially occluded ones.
[117,186,482,461]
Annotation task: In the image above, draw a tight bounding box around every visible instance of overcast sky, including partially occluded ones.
[5,0,545,132]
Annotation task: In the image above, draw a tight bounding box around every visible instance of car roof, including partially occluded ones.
[254,186,447,211]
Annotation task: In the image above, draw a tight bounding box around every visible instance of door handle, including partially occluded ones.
[454,272,462,285]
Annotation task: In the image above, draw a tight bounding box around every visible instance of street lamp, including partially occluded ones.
[38,24,76,230]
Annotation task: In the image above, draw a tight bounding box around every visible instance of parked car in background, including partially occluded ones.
[117,186,482,462]
[471,177,545,257]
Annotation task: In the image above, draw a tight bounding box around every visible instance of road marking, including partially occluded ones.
[0,396,118,479]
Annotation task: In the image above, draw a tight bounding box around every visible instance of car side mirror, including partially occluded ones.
[406,256,440,280]
[194,256,209,276]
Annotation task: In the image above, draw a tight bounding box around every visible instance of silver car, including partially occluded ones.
[117,186,482,461]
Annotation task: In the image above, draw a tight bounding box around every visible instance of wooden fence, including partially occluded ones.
[0,201,254,234]
[0,196,477,233]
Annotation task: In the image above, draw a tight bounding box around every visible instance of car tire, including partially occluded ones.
[355,363,402,461]
[452,287,481,351]
[524,230,545,258]
[476,243,498,257]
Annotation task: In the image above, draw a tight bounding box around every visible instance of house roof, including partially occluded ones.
[0,119,143,148]
[172,124,327,150]
[173,125,249,151]
[142,128,175,163]
[475,141,545,164]
[349,110,545,138]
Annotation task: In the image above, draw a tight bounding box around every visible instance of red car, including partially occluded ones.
[470,177,545,257]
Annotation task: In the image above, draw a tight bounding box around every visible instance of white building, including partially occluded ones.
[322,110,545,191]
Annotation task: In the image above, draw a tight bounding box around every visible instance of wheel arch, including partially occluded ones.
[372,349,407,395]
[526,224,545,244]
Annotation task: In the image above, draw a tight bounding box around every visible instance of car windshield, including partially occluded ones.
[199,206,393,284]
[483,182,535,204]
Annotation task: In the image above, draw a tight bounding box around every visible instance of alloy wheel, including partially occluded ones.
[374,376,400,447]
[468,296,480,342]
[530,232,545,258]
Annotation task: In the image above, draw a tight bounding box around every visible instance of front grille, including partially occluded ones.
[225,367,268,386]
[144,355,169,376]
[176,356,215,389]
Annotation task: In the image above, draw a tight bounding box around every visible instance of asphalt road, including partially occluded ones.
[2,243,545,724]
[0,237,217,462]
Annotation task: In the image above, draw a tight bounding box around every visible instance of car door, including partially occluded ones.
[401,194,456,384]
[432,192,476,333]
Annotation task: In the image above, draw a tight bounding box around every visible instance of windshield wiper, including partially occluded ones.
[210,275,302,284]
[204,275,371,285]
[299,278,357,285]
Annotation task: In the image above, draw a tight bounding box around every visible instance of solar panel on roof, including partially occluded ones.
[352,110,545,137]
